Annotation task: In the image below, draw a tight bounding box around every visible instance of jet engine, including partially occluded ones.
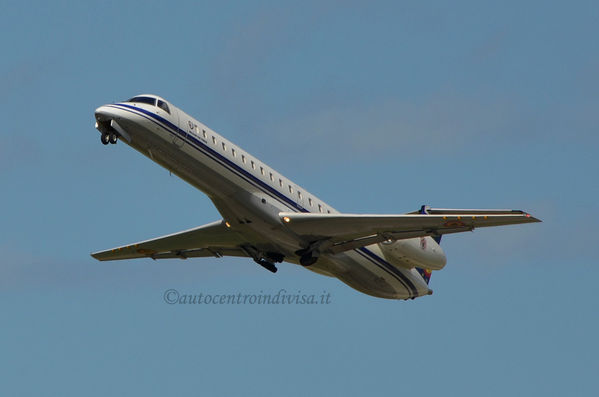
[379,236,446,271]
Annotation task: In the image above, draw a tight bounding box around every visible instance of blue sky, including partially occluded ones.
[1,1,598,395]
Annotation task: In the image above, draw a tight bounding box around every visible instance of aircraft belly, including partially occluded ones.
[311,250,431,299]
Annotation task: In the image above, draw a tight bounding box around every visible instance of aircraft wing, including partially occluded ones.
[279,208,541,254]
[91,220,250,261]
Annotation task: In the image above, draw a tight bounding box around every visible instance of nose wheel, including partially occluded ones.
[101,131,118,145]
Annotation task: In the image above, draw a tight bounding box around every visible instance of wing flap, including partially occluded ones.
[91,220,249,261]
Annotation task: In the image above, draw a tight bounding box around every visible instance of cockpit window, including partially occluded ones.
[157,100,170,114]
[127,96,156,106]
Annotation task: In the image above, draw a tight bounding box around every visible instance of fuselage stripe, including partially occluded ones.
[356,248,419,296]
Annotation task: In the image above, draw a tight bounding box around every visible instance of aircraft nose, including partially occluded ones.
[95,105,116,122]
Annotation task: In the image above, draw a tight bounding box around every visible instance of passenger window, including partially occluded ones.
[298,191,302,200]
[279,179,283,187]
[232,148,236,157]
[260,167,264,175]
[288,185,293,194]
[308,198,312,206]
[251,161,255,170]
[269,173,274,182]
[212,136,216,144]
[222,142,226,151]
[157,100,170,114]
[242,155,246,164]
[202,129,207,138]
[318,204,322,213]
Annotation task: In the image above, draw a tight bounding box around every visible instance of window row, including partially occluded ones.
[206,132,331,213]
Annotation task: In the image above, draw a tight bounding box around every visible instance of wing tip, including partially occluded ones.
[523,212,542,223]
[90,251,106,261]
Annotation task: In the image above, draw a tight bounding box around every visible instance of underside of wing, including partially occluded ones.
[280,208,540,254]
[91,220,250,261]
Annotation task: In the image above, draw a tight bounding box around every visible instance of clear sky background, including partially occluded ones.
[1,1,598,395]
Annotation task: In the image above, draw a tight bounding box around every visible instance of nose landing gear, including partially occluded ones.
[101,131,119,145]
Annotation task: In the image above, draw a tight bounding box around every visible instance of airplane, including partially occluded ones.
[92,94,540,300]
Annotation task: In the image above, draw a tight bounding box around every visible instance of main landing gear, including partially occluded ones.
[242,246,284,273]
[296,248,319,267]
[255,259,278,273]
[101,131,118,145]
[254,252,284,273]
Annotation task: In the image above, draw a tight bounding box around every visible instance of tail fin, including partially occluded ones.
[416,268,432,284]
[420,205,443,245]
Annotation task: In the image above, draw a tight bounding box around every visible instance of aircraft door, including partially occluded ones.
[156,100,184,147]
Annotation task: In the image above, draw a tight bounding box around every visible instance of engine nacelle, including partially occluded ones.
[379,236,446,271]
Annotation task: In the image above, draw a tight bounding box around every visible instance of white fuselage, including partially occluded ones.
[95,96,445,299]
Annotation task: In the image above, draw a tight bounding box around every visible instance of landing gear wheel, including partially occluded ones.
[255,259,278,273]
[300,254,318,267]
[101,132,110,145]
[109,132,118,144]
